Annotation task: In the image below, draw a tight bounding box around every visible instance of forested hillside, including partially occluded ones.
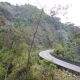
[0,2,80,80]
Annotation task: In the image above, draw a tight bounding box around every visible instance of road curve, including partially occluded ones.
[39,49,80,73]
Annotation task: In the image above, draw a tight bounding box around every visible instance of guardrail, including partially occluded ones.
[39,50,80,73]
[50,53,80,67]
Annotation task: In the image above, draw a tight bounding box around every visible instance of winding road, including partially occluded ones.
[39,49,80,73]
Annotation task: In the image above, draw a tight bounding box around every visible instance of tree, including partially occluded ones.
[0,11,6,26]
[53,43,64,56]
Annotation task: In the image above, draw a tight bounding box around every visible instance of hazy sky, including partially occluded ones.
[0,0,80,26]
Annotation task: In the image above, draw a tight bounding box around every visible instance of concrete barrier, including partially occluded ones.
[50,53,80,67]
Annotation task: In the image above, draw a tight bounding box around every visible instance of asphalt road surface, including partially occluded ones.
[39,49,80,73]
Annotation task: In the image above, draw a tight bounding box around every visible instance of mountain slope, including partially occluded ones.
[0,2,80,48]
[0,2,80,80]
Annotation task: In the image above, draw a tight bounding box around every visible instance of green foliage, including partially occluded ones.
[74,32,80,39]
[0,11,6,26]
[0,40,3,49]
[0,67,5,80]
[0,2,80,80]
[74,39,80,56]
[53,43,64,56]
[40,59,56,80]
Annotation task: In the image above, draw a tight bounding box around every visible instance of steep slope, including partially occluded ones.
[0,2,80,48]
[0,2,80,80]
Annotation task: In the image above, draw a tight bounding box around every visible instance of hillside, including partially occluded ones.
[0,2,80,80]
[0,2,79,48]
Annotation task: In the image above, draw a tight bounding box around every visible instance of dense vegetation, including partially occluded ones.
[53,24,80,62]
[0,2,80,80]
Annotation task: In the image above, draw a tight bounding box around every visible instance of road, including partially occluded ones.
[39,49,80,73]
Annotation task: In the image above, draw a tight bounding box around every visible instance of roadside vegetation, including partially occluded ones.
[0,2,80,80]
